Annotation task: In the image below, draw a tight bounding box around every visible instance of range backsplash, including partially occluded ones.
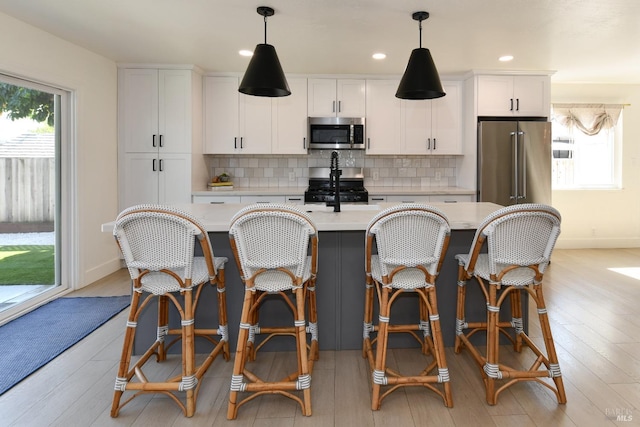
[205,150,458,188]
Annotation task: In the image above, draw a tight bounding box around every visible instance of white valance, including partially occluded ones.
[552,103,623,136]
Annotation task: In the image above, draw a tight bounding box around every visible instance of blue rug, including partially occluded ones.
[0,295,130,395]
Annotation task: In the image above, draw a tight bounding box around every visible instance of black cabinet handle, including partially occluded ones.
[510,98,514,111]
[433,138,437,150]
[152,158,156,171]
[234,137,237,149]
[516,98,520,111]
[240,137,243,149]
[152,134,156,148]
[159,135,163,147]
[159,159,163,171]
[303,137,306,149]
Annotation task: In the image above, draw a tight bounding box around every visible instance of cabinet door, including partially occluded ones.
[402,99,431,154]
[307,78,337,117]
[337,79,366,117]
[476,75,515,116]
[431,82,462,155]
[365,80,401,155]
[122,153,159,208]
[158,69,192,153]
[120,69,158,154]
[273,78,308,154]
[158,154,192,204]
[240,93,272,154]
[204,76,240,154]
[513,76,549,117]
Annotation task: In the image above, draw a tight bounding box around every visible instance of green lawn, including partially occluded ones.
[0,245,55,285]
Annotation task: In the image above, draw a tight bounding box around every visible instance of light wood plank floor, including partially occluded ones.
[1,248,639,426]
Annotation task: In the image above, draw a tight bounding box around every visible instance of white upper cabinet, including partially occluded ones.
[365,79,401,155]
[120,68,193,154]
[366,80,462,155]
[477,75,550,117]
[307,78,366,117]
[204,76,271,154]
[272,78,308,154]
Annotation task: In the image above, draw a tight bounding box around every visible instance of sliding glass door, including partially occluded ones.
[0,74,69,323]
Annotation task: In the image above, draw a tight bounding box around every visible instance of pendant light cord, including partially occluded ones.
[418,18,423,48]
[264,15,268,44]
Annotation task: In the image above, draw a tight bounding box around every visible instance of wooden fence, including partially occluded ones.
[0,157,55,223]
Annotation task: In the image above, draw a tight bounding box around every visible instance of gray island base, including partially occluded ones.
[103,202,523,352]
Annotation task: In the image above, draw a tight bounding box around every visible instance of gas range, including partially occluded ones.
[304,167,368,204]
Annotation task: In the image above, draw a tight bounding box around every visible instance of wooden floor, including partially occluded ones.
[1,248,639,426]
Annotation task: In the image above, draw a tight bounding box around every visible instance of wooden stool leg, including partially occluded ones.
[215,269,230,360]
[227,288,254,420]
[182,289,197,417]
[485,282,500,405]
[371,285,391,411]
[534,283,567,404]
[111,290,141,417]
[157,295,169,362]
[362,277,375,362]
[306,280,319,363]
[294,287,312,416]
[510,290,524,352]
[425,285,453,407]
[454,264,468,353]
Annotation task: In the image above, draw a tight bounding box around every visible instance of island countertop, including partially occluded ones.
[102,202,503,233]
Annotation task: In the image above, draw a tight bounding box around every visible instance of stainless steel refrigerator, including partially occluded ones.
[477,119,551,206]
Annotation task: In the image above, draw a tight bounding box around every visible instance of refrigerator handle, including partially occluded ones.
[510,131,517,201]
[518,131,526,200]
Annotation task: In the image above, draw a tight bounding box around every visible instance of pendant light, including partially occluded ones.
[239,6,291,97]
[395,11,445,100]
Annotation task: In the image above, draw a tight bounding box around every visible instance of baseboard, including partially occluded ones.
[556,237,640,249]
[82,258,123,289]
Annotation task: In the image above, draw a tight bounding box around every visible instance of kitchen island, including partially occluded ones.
[103,202,506,352]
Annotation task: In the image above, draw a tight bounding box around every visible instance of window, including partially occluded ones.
[551,104,623,189]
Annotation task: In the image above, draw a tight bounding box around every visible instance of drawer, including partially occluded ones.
[192,195,241,204]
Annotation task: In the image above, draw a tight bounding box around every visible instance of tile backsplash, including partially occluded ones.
[206,150,458,188]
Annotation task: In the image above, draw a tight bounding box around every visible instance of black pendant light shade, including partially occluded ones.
[239,6,291,97]
[396,12,445,100]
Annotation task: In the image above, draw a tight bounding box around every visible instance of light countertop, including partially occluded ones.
[192,186,475,197]
[102,202,503,233]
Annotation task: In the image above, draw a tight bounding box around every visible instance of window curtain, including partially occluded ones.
[552,103,623,136]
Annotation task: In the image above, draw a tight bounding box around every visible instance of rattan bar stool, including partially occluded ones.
[454,203,566,405]
[362,204,453,410]
[110,204,229,417]
[227,204,319,419]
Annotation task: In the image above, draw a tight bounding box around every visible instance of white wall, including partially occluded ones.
[551,83,640,248]
[0,12,120,287]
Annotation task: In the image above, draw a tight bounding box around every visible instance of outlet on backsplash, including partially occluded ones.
[373,170,379,181]
[288,171,295,182]
[435,171,442,181]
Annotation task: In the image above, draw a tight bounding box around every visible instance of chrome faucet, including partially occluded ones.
[329,150,342,212]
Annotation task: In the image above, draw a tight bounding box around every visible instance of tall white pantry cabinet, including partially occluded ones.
[118,67,201,210]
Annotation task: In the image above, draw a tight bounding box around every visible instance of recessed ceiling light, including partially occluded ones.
[372,53,386,60]
[239,50,253,57]
[499,55,514,62]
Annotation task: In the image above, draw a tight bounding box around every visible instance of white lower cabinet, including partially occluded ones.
[369,194,474,204]
[429,194,474,203]
[192,195,241,204]
[240,195,286,204]
[284,195,304,205]
[385,195,431,204]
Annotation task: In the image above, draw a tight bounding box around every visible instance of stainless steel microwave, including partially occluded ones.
[308,117,365,150]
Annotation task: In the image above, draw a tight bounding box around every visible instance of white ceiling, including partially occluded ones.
[1,0,639,84]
